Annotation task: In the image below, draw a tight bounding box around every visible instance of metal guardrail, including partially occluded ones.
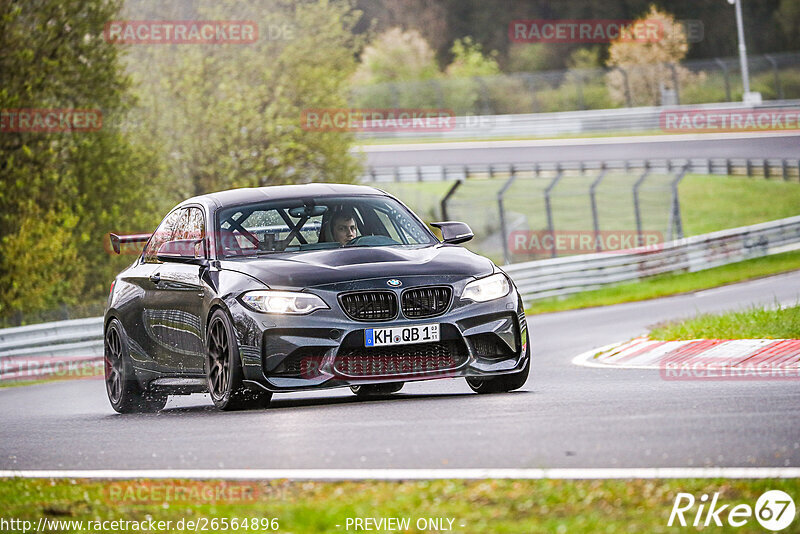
[504,215,800,302]
[0,318,104,381]
[356,99,800,141]
[363,158,800,185]
[0,317,103,358]
[1,215,799,368]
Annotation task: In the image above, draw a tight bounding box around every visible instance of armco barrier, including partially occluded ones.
[1,215,799,374]
[504,214,800,302]
[0,317,104,381]
[355,99,800,141]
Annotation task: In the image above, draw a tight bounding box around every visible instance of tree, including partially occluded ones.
[605,5,702,106]
[352,27,439,85]
[123,0,364,198]
[0,0,161,320]
[776,0,800,50]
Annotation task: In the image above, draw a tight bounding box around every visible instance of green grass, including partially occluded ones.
[680,175,800,236]
[378,174,800,240]
[0,375,102,389]
[1,477,798,533]
[377,174,800,313]
[526,249,800,315]
[650,304,800,341]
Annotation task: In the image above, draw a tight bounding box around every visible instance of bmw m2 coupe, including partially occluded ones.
[104,183,530,412]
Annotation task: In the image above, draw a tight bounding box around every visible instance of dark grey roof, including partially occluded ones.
[180,182,386,209]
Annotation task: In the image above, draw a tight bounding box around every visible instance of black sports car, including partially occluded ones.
[104,183,530,412]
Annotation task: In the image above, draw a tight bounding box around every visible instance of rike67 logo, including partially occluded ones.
[669,490,796,531]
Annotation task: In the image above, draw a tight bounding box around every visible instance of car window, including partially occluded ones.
[142,208,185,263]
[174,207,205,242]
[216,196,436,258]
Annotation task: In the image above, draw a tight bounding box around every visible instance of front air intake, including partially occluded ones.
[339,291,398,322]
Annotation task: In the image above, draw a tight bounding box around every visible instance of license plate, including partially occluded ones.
[365,324,440,347]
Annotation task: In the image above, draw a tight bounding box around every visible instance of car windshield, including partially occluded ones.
[216,195,437,258]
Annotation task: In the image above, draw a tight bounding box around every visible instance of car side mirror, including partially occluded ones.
[156,239,208,265]
[431,221,474,244]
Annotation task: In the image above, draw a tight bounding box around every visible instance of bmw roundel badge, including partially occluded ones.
[387,279,402,287]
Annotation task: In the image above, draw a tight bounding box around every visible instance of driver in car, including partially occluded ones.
[331,207,359,245]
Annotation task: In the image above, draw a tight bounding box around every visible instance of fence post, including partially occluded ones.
[431,79,445,108]
[617,67,632,107]
[669,63,681,105]
[668,163,690,241]
[764,54,783,100]
[576,75,586,110]
[763,159,770,179]
[544,164,564,258]
[476,76,492,115]
[589,164,608,252]
[389,82,400,108]
[714,58,732,102]
[440,178,463,221]
[633,162,651,246]
[524,73,538,113]
[498,166,518,265]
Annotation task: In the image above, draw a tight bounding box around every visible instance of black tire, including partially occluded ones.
[104,319,167,413]
[466,345,530,394]
[205,309,272,411]
[350,382,404,397]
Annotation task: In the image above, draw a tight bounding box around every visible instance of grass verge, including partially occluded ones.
[0,375,103,389]
[650,304,800,341]
[1,478,797,533]
[526,249,800,315]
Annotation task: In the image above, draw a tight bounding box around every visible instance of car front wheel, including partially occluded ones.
[466,346,530,394]
[206,309,271,411]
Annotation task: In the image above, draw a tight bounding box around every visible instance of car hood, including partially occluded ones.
[219,245,495,288]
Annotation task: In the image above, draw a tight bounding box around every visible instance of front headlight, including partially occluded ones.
[462,273,510,302]
[240,290,329,314]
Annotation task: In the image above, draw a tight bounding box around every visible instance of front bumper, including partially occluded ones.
[230,275,529,392]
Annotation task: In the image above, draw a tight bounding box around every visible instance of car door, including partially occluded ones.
[146,206,208,375]
[123,208,185,373]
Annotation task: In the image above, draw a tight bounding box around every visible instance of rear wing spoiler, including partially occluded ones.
[109,233,151,254]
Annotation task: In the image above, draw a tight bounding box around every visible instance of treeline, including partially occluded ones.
[354,0,800,71]
[0,0,363,323]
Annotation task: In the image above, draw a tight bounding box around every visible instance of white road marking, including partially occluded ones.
[2,468,799,479]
